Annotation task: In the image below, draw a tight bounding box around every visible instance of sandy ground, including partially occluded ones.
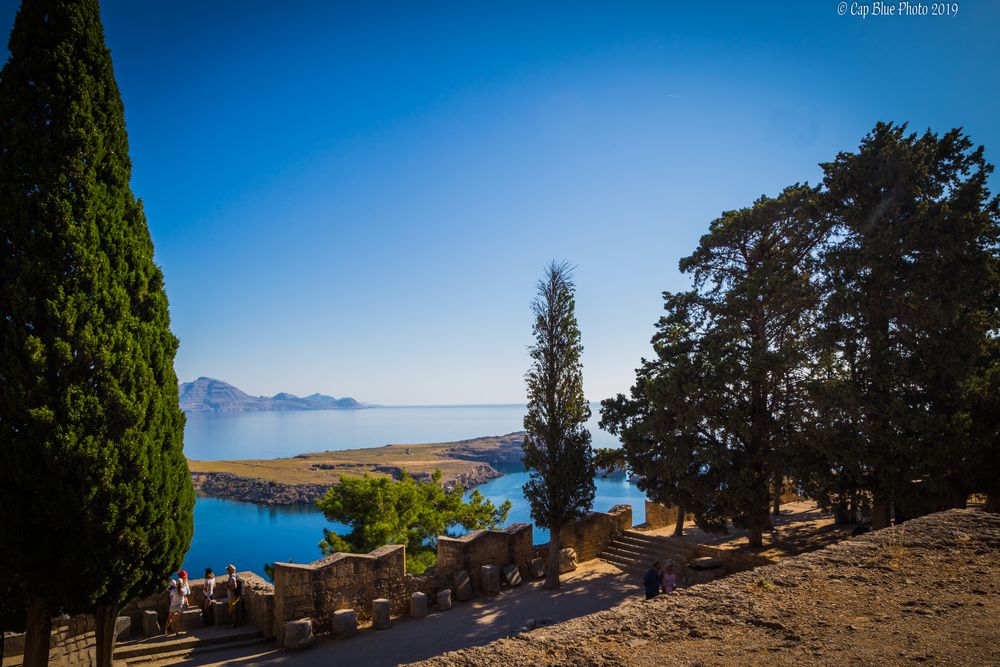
[417,509,1000,666]
[158,560,641,667]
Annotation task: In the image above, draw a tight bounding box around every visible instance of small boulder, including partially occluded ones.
[688,556,724,570]
[283,618,314,650]
[452,570,473,602]
[114,616,131,641]
[559,548,577,574]
[502,563,522,587]
[210,600,230,626]
[332,609,357,638]
[141,610,160,637]
[372,598,391,630]
[180,608,203,630]
[436,588,452,611]
[529,557,546,579]
[410,592,428,618]
[481,565,500,595]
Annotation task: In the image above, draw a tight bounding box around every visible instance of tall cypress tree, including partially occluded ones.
[523,262,596,590]
[0,2,193,665]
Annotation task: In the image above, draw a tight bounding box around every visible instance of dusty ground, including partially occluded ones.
[416,509,1000,666]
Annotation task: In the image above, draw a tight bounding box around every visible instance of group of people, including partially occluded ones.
[642,560,677,599]
[163,564,245,634]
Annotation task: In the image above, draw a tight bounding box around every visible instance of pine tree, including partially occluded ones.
[815,123,999,526]
[0,2,193,665]
[676,185,823,547]
[523,262,596,589]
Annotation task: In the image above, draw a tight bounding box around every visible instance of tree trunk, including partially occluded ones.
[672,506,685,537]
[22,593,51,667]
[772,488,781,516]
[747,528,763,548]
[94,603,118,667]
[545,531,561,590]
[986,493,999,513]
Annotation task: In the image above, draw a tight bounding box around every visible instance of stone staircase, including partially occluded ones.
[113,625,270,667]
[599,530,726,588]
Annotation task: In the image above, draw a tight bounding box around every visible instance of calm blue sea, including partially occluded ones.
[179,405,647,575]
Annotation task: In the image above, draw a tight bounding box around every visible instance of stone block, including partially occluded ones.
[332,609,358,638]
[283,619,314,650]
[372,598,391,630]
[529,557,545,579]
[141,610,160,637]
[481,565,500,595]
[180,608,203,630]
[436,588,452,611]
[452,570,473,602]
[115,616,131,640]
[502,563,522,587]
[559,548,577,574]
[210,600,231,625]
[410,592,428,618]
[689,556,724,570]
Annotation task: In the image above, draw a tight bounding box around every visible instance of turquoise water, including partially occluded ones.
[179,406,645,574]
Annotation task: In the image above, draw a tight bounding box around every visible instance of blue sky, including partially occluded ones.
[2,1,998,404]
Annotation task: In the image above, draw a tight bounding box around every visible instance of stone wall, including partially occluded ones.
[271,544,414,643]
[2,614,97,667]
[556,504,633,561]
[436,523,534,590]
[644,501,694,530]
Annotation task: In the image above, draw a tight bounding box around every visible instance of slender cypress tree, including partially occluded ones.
[0,2,193,665]
[523,262,596,589]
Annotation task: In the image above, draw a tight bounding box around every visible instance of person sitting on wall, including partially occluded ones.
[643,561,662,600]
[226,564,244,628]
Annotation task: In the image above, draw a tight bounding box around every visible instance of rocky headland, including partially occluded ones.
[179,376,367,412]
[188,432,524,505]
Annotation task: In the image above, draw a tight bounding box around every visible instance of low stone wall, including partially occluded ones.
[2,614,96,667]
[437,523,534,590]
[557,504,633,562]
[644,501,694,530]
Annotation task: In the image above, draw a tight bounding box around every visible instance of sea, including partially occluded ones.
[179,404,648,575]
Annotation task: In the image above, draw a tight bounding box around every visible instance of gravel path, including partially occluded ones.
[413,509,1000,666]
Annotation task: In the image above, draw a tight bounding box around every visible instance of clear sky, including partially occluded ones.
[2,1,998,404]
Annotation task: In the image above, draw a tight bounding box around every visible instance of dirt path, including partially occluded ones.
[166,561,642,667]
[415,509,1000,666]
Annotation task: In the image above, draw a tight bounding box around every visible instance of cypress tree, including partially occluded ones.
[523,262,596,589]
[0,2,193,665]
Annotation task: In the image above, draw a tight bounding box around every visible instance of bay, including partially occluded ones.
[179,405,647,574]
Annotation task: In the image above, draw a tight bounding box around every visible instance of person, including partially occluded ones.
[660,560,677,594]
[643,561,662,600]
[202,568,216,620]
[163,577,188,635]
[226,564,244,627]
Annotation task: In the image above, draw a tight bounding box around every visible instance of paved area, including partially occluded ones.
[156,560,642,667]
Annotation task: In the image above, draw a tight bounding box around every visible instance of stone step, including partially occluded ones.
[114,627,262,661]
[116,636,271,667]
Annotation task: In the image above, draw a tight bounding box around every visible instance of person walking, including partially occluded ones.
[163,577,188,635]
[226,564,244,627]
[643,561,662,600]
[202,568,216,623]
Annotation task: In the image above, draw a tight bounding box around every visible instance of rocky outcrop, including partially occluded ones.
[179,377,366,413]
[192,472,334,504]
[438,432,525,467]
[191,461,503,505]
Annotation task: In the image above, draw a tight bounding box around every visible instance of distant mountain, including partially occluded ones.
[178,377,367,413]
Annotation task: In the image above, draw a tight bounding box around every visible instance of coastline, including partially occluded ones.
[188,431,525,505]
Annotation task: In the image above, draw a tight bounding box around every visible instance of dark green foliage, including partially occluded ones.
[0,0,192,661]
[316,470,511,573]
[810,123,999,524]
[523,262,596,587]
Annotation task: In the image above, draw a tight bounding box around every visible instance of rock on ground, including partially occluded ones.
[411,509,1000,667]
